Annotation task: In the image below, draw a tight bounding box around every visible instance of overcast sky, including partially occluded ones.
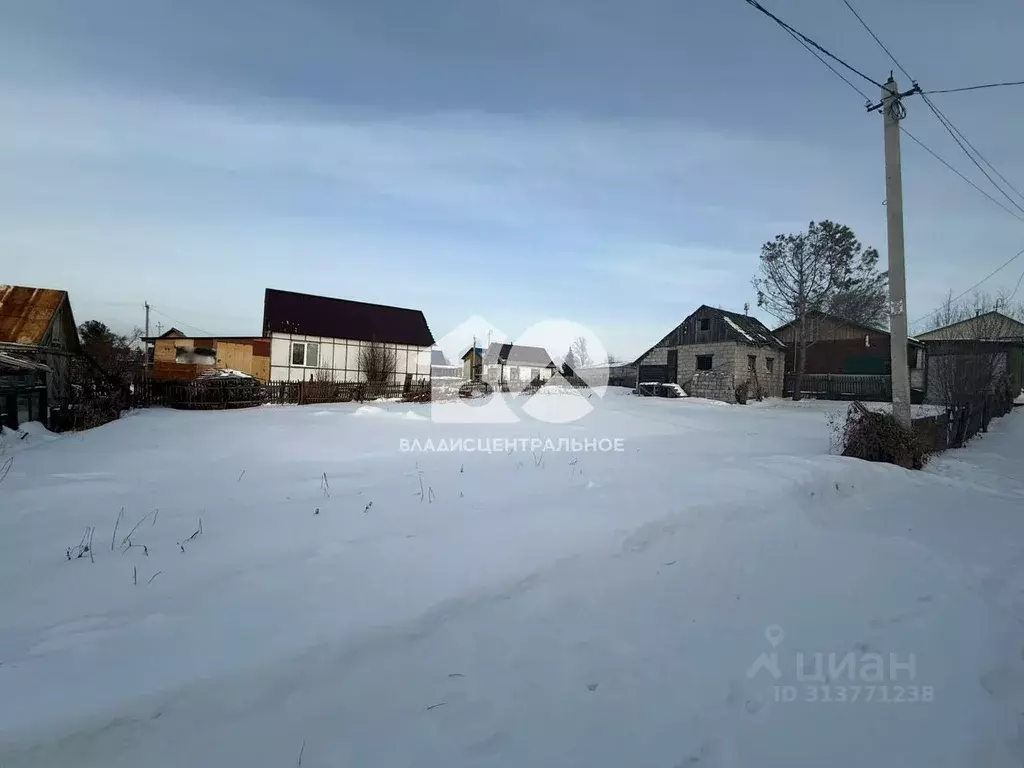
[3,0,1023,358]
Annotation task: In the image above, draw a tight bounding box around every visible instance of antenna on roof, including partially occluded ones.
[743,302,750,315]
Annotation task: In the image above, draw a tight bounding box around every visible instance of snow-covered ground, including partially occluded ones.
[2,393,1024,767]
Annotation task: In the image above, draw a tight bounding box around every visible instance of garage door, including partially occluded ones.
[637,365,671,384]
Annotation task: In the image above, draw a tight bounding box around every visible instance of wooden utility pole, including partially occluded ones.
[882,75,912,427]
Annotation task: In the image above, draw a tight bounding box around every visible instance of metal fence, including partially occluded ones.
[785,373,892,402]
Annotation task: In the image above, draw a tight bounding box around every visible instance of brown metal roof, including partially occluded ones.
[773,310,925,348]
[0,285,68,346]
[262,288,435,347]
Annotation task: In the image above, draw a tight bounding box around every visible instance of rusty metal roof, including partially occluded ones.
[0,285,68,345]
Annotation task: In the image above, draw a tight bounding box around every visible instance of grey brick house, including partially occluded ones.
[635,305,786,402]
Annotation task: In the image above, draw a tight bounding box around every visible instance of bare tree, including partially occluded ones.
[69,320,147,429]
[923,306,1018,446]
[571,336,593,368]
[312,366,336,384]
[922,289,1024,335]
[754,221,876,400]
[359,342,397,391]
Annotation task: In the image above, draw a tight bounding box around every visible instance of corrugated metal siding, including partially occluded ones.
[0,285,66,345]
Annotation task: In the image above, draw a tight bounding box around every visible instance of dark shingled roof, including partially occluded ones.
[262,289,434,347]
[482,342,556,367]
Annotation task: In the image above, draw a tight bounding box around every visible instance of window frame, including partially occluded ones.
[698,318,711,332]
[695,354,714,371]
[747,354,757,371]
[291,341,321,367]
[765,357,775,373]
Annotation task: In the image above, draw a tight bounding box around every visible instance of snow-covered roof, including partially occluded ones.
[714,308,786,349]
[0,351,50,373]
[722,316,753,342]
[199,368,256,380]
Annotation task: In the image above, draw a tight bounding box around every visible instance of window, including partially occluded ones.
[696,354,713,371]
[765,357,775,373]
[291,341,320,367]
[748,355,756,371]
[175,346,216,365]
[531,368,540,380]
[698,318,711,332]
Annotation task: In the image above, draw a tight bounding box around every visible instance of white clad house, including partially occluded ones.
[480,342,557,389]
[262,288,434,384]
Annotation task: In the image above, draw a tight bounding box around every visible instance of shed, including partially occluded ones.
[0,285,80,425]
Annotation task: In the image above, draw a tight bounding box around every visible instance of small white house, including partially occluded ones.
[480,342,556,389]
[430,350,462,380]
[262,288,434,384]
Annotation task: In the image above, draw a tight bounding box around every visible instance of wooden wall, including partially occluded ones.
[150,338,271,382]
[775,315,878,344]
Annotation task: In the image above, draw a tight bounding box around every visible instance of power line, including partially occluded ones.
[783,24,871,101]
[899,127,1024,223]
[919,93,1024,206]
[1007,264,1024,304]
[839,0,1024,326]
[925,80,1024,95]
[838,0,1024,218]
[749,0,1024,331]
[840,0,913,83]
[919,93,1024,216]
[148,307,215,337]
[743,0,883,89]
[750,0,1024,223]
[911,245,1024,329]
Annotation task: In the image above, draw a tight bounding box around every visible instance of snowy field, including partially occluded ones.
[2,392,1024,767]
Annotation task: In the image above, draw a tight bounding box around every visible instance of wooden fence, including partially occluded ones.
[264,381,429,406]
[912,393,1015,452]
[131,378,431,410]
[785,373,892,402]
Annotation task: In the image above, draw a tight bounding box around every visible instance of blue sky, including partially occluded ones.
[3,0,1023,359]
